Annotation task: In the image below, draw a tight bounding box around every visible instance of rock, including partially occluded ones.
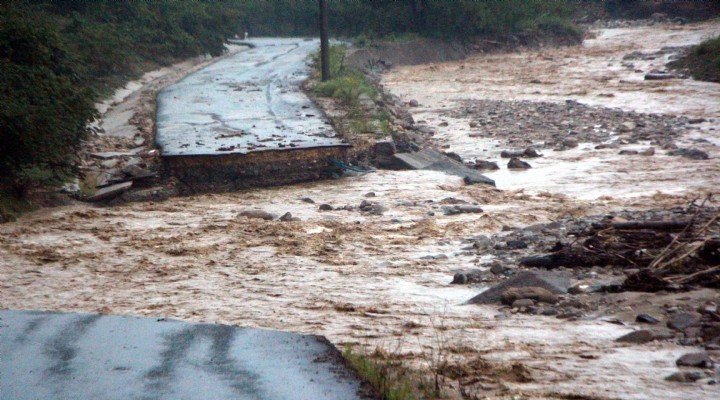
[451,273,468,284]
[507,157,531,169]
[595,143,618,150]
[469,121,478,128]
[318,204,334,211]
[451,270,484,285]
[619,121,637,132]
[562,138,578,148]
[472,160,500,170]
[238,209,275,221]
[568,283,589,295]
[541,307,559,316]
[665,371,705,383]
[301,197,315,204]
[676,353,714,369]
[640,147,655,156]
[121,164,150,178]
[619,150,639,155]
[489,263,507,275]
[443,205,483,216]
[668,148,709,160]
[512,299,535,308]
[125,157,146,167]
[100,159,120,169]
[501,150,523,158]
[408,99,419,107]
[636,314,660,325]
[467,271,571,305]
[645,72,678,81]
[279,212,294,222]
[359,200,386,215]
[615,329,673,344]
[364,192,376,198]
[524,147,542,158]
[505,240,528,250]
[133,136,146,146]
[667,312,702,331]
[444,152,463,162]
[501,287,558,305]
[688,118,707,124]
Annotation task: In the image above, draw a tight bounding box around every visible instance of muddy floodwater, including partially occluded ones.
[2,22,719,399]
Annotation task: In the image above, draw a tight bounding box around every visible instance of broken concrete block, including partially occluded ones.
[85,181,133,202]
[392,149,495,186]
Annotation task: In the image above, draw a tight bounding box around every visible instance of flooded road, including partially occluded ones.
[156,38,346,156]
[2,22,720,399]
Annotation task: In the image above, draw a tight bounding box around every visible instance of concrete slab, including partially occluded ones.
[156,38,349,157]
[393,149,495,186]
[0,310,371,400]
[85,181,132,202]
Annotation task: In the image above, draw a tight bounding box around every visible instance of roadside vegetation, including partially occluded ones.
[311,45,392,141]
[1,0,242,218]
[670,35,720,83]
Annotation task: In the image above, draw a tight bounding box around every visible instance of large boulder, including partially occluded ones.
[501,287,558,305]
[466,271,571,305]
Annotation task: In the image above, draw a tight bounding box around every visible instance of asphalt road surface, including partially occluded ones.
[0,310,370,400]
[156,38,347,157]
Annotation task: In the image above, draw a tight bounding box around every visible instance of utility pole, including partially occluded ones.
[319,0,330,81]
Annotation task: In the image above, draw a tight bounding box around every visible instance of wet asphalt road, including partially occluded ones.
[156,38,347,157]
[0,310,369,400]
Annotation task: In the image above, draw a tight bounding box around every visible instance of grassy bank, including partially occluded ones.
[670,35,720,83]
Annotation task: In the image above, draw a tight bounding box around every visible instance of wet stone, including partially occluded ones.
[505,240,528,250]
[636,314,660,325]
[619,150,639,156]
[279,212,294,222]
[668,148,709,160]
[512,299,535,309]
[665,371,705,383]
[667,312,702,331]
[238,210,276,221]
[443,205,484,216]
[676,353,714,369]
[501,287,558,305]
[319,204,334,211]
[615,329,673,344]
[471,160,500,170]
[507,157,531,169]
[301,197,315,204]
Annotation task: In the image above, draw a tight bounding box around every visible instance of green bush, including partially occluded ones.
[0,0,243,192]
[670,35,720,83]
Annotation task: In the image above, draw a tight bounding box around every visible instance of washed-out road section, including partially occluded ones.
[0,310,369,400]
[156,38,348,156]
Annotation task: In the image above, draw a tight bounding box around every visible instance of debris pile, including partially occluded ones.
[519,199,720,292]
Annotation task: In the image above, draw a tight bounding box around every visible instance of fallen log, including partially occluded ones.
[591,220,690,232]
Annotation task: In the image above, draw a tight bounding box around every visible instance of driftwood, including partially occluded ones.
[591,220,690,232]
[519,203,719,291]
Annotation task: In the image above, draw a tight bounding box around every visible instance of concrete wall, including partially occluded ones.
[164,146,351,193]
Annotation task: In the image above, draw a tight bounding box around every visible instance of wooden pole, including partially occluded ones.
[319,0,330,81]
